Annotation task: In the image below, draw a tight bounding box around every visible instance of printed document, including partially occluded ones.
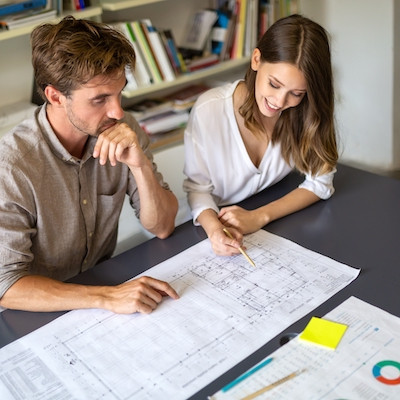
[210,296,400,400]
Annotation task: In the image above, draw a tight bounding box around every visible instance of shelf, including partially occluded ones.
[0,7,102,41]
[101,0,166,12]
[149,127,184,152]
[123,57,250,99]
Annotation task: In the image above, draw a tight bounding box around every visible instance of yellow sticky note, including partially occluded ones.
[299,316,348,350]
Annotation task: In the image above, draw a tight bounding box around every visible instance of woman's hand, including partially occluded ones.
[208,226,244,256]
[218,206,266,234]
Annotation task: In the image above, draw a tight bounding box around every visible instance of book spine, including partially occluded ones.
[130,20,163,84]
[124,22,153,86]
[159,30,181,76]
[111,22,152,87]
[162,29,187,74]
[244,0,258,57]
[141,19,176,82]
[235,0,248,58]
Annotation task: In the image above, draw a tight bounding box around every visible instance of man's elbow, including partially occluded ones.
[147,200,178,239]
[156,225,175,239]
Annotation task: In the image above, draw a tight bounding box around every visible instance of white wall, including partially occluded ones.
[300,0,399,173]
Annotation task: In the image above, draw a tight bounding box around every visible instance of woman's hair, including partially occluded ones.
[240,14,338,175]
[31,16,136,101]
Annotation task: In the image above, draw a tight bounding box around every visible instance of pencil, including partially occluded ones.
[240,368,307,400]
[223,228,256,267]
[221,357,273,392]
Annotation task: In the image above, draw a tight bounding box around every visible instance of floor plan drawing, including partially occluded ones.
[0,230,360,399]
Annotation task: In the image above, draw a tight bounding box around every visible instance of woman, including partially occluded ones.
[183,14,338,256]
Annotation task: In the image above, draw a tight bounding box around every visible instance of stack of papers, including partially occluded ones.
[127,84,210,135]
[210,296,400,399]
[0,8,56,30]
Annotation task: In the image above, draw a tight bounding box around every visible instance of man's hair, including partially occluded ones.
[31,16,136,101]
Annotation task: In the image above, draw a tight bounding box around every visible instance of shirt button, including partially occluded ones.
[82,199,88,205]
[89,232,93,237]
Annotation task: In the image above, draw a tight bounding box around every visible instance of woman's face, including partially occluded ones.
[251,49,307,118]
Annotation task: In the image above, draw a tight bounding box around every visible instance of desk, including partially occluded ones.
[0,164,399,399]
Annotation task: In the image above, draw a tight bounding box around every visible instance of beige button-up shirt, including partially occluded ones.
[0,105,169,297]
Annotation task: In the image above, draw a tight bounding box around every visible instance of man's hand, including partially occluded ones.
[0,275,179,314]
[103,276,179,314]
[93,122,145,168]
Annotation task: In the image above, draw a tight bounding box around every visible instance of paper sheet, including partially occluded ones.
[210,296,400,400]
[0,230,359,399]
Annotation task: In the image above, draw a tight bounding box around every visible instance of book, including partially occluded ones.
[128,98,174,121]
[211,8,230,56]
[161,29,187,74]
[233,0,248,59]
[258,0,269,37]
[130,20,163,84]
[159,30,181,76]
[244,0,258,56]
[124,65,138,92]
[112,22,152,87]
[128,83,209,124]
[0,7,56,30]
[0,0,46,17]
[180,9,218,52]
[167,83,210,110]
[219,11,237,60]
[139,110,190,135]
[140,19,175,82]
[185,53,219,72]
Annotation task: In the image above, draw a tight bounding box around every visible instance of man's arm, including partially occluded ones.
[93,121,178,238]
[0,275,179,313]
[129,160,178,238]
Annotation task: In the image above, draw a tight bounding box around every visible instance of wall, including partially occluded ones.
[299,0,400,174]
[0,35,32,108]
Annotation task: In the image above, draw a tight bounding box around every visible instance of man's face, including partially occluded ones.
[63,71,127,137]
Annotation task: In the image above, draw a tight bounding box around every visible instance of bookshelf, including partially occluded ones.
[0,7,102,41]
[101,0,166,12]
[0,0,297,150]
[122,57,249,100]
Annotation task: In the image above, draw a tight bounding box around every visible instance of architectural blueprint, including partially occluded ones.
[0,230,360,399]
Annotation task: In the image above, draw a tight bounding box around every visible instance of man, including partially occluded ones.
[0,16,179,314]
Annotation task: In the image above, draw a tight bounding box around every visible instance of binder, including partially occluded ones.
[0,0,46,17]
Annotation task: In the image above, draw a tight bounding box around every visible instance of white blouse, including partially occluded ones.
[183,80,335,224]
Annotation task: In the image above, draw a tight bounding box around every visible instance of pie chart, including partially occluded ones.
[372,360,400,385]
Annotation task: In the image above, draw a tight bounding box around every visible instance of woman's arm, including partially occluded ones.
[219,187,320,234]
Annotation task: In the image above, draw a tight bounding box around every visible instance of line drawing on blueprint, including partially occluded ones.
[0,230,359,400]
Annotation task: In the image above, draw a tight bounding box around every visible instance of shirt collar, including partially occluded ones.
[38,104,96,165]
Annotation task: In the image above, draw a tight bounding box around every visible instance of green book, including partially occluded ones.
[130,20,163,84]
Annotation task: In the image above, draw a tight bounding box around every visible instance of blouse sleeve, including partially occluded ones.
[298,168,336,199]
